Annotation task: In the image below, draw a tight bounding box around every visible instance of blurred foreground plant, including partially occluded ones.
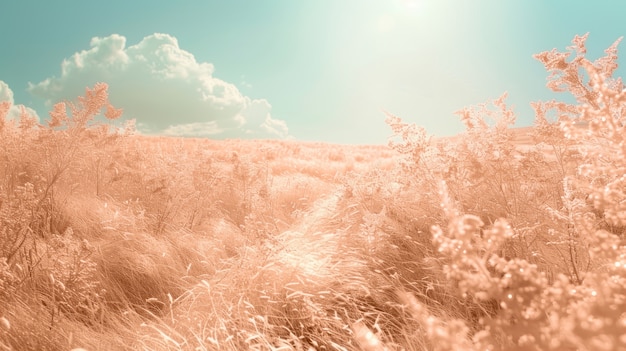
[386,34,626,350]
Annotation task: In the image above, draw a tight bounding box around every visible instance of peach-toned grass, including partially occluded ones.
[3,34,626,350]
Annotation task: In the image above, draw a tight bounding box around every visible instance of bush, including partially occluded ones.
[381,33,626,350]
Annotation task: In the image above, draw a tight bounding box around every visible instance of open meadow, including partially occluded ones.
[1,35,626,351]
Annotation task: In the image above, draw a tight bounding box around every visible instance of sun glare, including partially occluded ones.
[376,0,424,33]
[399,0,424,13]
[403,0,420,10]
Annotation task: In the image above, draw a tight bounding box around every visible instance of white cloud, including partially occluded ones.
[0,81,40,121]
[240,75,253,89]
[28,33,289,139]
[162,121,223,137]
[262,117,289,137]
[0,81,14,104]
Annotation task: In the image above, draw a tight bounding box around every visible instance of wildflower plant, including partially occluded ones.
[0,83,128,349]
[385,34,626,350]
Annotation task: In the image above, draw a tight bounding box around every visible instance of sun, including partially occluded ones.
[402,0,420,9]
[400,0,425,13]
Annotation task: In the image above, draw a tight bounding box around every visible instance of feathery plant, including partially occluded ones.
[380,34,626,351]
[3,34,626,351]
[0,83,130,349]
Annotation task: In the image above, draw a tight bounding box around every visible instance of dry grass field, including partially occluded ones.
[1,35,626,351]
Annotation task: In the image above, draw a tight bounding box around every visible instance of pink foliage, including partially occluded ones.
[47,82,123,130]
[0,101,10,131]
[0,101,10,119]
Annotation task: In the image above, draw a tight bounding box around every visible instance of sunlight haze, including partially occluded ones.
[2,2,626,348]
[1,0,625,143]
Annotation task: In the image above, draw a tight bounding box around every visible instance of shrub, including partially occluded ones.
[383,33,626,350]
[0,83,130,349]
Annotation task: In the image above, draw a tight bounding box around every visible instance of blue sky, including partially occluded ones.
[1,1,625,144]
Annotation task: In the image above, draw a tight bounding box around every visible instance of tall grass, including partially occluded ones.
[1,34,625,350]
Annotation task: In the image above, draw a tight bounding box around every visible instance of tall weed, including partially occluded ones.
[383,34,626,350]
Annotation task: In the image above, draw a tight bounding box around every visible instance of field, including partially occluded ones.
[1,35,626,351]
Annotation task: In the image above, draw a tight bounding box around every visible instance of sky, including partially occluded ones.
[1,1,625,144]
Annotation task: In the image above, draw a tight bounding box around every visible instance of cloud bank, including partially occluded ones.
[0,81,39,121]
[28,33,288,139]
